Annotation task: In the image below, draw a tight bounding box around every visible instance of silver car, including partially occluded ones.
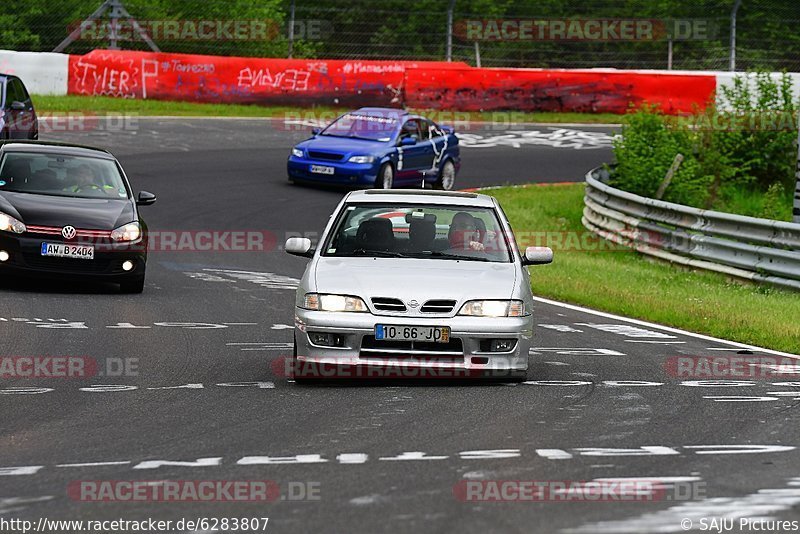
[284,189,553,381]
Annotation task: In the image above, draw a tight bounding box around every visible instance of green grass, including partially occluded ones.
[716,185,794,221]
[32,94,623,124]
[33,95,344,118]
[489,183,800,353]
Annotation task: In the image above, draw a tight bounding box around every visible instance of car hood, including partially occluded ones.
[0,191,135,230]
[313,257,517,304]
[298,135,390,156]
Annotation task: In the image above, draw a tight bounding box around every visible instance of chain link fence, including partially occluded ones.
[2,0,799,71]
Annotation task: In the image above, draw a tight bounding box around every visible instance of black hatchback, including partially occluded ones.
[0,74,38,140]
[0,141,156,293]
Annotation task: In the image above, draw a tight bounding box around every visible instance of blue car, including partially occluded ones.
[287,108,460,190]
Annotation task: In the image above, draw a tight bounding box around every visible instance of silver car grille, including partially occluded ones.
[371,297,407,312]
[420,299,456,314]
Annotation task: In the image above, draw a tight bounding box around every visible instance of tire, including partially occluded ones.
[374,163,393,189]
[506,370,528,383]
[119,277,145,294]
[292,336,319,384]
[434,160,456,191]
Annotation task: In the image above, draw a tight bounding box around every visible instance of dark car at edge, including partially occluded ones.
[0,74,38,140]
[0,141,156,293]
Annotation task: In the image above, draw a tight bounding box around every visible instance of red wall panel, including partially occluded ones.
[404,67,717,114]
[67,49,466,107]
[67,50,717,114]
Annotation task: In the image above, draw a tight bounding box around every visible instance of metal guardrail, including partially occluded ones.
[582,166,800,291]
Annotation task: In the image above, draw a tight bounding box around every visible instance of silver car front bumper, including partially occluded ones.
[293,308,533,378]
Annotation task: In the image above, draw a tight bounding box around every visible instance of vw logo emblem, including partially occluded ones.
[407,299,419,308]
[61,226,77,240]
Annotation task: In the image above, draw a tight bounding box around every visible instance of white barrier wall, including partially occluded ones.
[0,50,69,95]
[715,72,800,109]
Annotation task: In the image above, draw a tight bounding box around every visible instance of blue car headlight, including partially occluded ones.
[347,155,375,164]
[291,148,304,158]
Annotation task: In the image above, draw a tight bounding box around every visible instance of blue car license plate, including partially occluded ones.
[310,165,335,175]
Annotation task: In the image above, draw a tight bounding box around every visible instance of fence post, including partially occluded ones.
[287,0,295,59]
[446,0,456,62]
[667,38,673,70]
[729,0,742,71]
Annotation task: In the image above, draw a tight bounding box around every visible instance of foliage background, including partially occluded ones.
[611,73,798,220]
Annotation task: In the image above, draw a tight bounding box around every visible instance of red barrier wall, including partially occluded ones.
[67,50,467,107]
[403,67,717,114]
[67,50,717,114]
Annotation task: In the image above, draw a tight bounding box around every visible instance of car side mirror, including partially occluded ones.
[285,237,314,258]
[522,246,553,266]
[311,127,321,135]
[136,191,157,206]
[400,136,417,146]
[10,101,25,111]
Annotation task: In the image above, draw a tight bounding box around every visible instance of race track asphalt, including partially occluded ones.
[2,119,799,534]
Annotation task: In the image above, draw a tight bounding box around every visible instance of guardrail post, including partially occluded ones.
[655,153,684,199]
[795,122,800,223]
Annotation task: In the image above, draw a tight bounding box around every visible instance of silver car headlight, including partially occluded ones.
[0,212,26,234]
[303,293,368,312]
[111,222,141,242]
[347,155,374,164]
[458,300,526,317]
[291,148,304,158]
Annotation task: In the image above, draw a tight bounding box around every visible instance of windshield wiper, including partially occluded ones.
[352,248,409,258]
[425,251,493,262]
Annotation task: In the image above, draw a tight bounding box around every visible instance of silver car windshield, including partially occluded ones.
[323,204,513,263]
[0,152,130,200]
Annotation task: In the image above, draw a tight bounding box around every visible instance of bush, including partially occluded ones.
[611,72,798,219]
[611,106,713,206]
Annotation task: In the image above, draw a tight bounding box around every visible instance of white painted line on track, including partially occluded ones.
[57,461,131,468]
[624,340,686,344]
[532,296,798,358]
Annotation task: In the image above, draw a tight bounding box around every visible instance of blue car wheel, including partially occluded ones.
[434,160,456,191]
[375,163,393,189]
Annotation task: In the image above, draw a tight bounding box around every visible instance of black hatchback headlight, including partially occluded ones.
[0,211,26,234]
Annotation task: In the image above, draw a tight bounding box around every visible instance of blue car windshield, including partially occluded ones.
[321,112,400,141]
